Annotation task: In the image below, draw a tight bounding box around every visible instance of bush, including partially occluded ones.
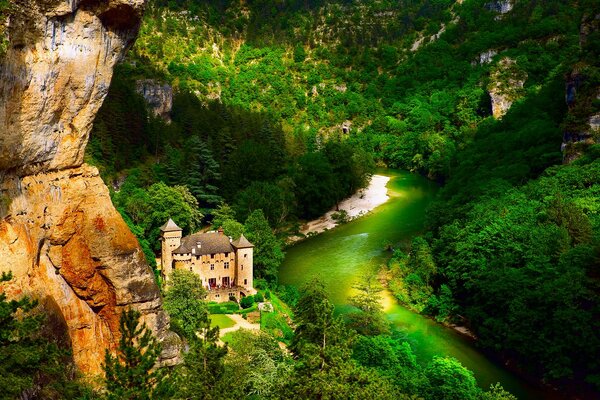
[240,295,255,309]
[254,278,268,290]
[277,285,300,307]
[332,210,350,224]
[254,292,265,303]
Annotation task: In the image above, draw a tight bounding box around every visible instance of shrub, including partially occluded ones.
[240,295,255,309]
[277,285,300,307]
[332,209,350,224]
[254,278,268,290]
[254,292,265,303]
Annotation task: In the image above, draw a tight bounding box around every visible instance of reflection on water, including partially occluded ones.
[279,170,549,400]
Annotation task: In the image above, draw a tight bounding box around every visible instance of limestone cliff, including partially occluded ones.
[0,0,179,375]
[488,57,527,119]
[561,69,600,164]
[136,79,173,122]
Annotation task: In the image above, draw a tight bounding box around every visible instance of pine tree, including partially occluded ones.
[185,136,222,208]
[0,272,94,399]
[286,279,401,399]
[244,209,285,282]
[103,309,171,400]
[163,144,183,186]
[290,278,350,369]
[174,325,227,400]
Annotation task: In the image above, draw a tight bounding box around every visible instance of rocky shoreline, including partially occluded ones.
[288,174,391,243]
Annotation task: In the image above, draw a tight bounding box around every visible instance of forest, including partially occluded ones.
[1,0,599,398]
[2,269,519,399]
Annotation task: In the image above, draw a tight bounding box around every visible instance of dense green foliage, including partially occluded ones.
[0,274,518,400]
[162,270,228,399]
[83,0,600,396]
[163,270,210,339]
[123,0,594,181]
[103,309,172,400]
[244,210,285,282]
[346,274,390,336]
[284,279,514,399]
[89,77,374,227]
[89,72,374,283]
[0,273,94,400]
[382,4,600,392]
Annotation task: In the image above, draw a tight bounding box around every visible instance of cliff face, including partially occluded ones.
[0,0,178,375]
[135,79,173,122]
[561,69,600,164]
[0,0,147,174]
[488,57,527,119]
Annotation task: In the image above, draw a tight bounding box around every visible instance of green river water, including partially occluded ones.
[278,170,552,399]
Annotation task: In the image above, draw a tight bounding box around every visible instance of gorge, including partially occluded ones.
[0,0,598,398]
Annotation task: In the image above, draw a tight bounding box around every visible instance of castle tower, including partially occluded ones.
[159,218,182,281]
[232,234,254,293]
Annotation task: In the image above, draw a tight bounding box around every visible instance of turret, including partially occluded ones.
[231,234,254,292]
[160,218,182,281]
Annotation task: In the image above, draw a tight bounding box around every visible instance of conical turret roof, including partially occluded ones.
[160,218,182,232]
[232,233,254,248]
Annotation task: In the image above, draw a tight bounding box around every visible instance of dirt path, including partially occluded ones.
[217,314,260,344]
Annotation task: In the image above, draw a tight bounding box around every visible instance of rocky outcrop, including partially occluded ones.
[485,0,513,15]
[561,70,599,163]
[473,49,498,65]
[488,57,527,119]
[1,0,146,175]
[0,0,179,376]
[589,112,600,132]
[0,165,180,373]
[579,12,600,47]
[135,79,173,121]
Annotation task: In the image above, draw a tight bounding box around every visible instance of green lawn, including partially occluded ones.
[219,331,236,344]
[209,314,235,329]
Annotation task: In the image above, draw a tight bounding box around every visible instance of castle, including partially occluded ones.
[160,219,255,302]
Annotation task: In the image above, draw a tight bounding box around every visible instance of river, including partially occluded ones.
[278,170,551,399]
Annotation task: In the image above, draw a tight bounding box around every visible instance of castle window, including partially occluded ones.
[215,294,220,298]
[244,279,247,285]
[210,264,215,270]
[225,252,229,257]
[211,254,215,259]
[224,262,230,269]
[244,254,247,258]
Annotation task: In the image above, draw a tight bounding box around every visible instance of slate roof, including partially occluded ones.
[160,218,182,232]
[232,234,254,249]
[173,232,234,256]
